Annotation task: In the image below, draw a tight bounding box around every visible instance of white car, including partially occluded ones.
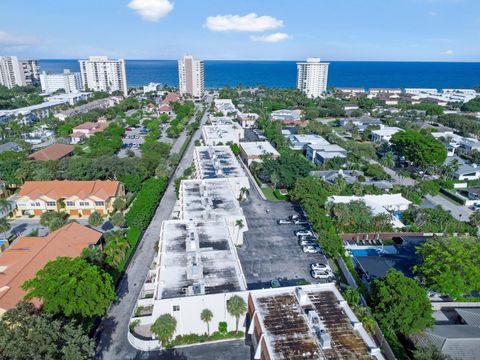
[302,245,322,254]
[277,219,292,225]
[310,263,332,272]
[311,270,334,281]
[296,230,313,237]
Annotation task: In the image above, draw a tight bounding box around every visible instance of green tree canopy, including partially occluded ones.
[0,301,94,360]
[39,211,69,232]
[151,314,177,347]
[369,269,434,336]
[391,130,447,169]
[200,308,213,335]
[22,257,116,318]
[88,211,103,227]
[414,236,480,300]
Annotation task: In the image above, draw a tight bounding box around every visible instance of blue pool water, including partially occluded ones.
[351,249,381,257]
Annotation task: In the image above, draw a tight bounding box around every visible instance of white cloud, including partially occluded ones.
[205,13,283,32]
[443,49,455,55]
[0,31,32,45]
[128,0,173,22]
[250,32,291,43]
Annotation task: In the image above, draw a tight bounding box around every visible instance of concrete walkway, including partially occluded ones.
[94,100,209,360]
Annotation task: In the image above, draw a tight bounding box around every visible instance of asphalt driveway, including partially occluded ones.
[237,179,328,289]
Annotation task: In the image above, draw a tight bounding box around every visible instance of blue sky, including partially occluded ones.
[1,0,479,61]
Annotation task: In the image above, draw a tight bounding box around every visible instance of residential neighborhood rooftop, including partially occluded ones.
[28,143,74,161]
[0,222,101,313]
[18,180,121,200]
[155,219,246,299]
[194,146,245,179]
[239,141,280,157]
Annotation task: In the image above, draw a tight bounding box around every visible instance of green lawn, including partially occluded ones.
[261,187,287,202]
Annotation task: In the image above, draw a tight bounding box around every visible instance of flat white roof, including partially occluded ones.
[194,146,246,179]
[240,141,280,157]
[180,178,244,221]
[371,127,402,136]
[156,219,246,299]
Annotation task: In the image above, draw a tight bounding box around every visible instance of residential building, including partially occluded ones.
[46,92,91,106]
[270,109,306,126]
[414,306,480,360]
[368,88,402,97]
[248,285,383,360]
[237,112,259,128]
[19,59,40,86]
[193,146,249,198]
[328,194,411,228]
[54,96,122,121]
[143,82,161,94]
[0,100,67,125]
[460,137,480,155]
[457,187,480,207]
[370,127,402,143]
[339,116,383,132]
[208,116,235,126]
[79,56,128,96]
[0,56,39,88]
[0,222,102,313]
[15,180,124,217]
[214,99,237,115]
[306,143,348,165]
[297,57,329,98]
[0,142,22,153]
[335,87,366,98]
[239,141,280,166]
[178,55,205,100]
[286,134,330,151]
[28,144,74,161]
[0,56,24,88]
[70,117,108,144]
[177,178,247,245]
[39,69,82,94]
[201,124,244,146]
[311,169,393,191]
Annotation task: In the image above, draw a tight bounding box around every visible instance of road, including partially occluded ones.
[423,194,473,222]
[94,100,210,360]
[366,158,416,186]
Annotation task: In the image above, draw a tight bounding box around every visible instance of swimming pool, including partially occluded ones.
[351,249,382,257]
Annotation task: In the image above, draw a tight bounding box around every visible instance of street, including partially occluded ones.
[94,99,211,360]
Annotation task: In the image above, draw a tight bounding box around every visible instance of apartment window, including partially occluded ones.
[35,202,40,207]
[173,305,180,312]
[79,201,90,207]
[30,202,36,207]
[66,201,75,207]
[94,201,104,207]
[46,201,56,207]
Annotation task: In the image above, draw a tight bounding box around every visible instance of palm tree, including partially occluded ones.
[200,308,213,335]
[238,187,249,202]
[235,219,244,245]
[270,172,280,189]
[382,151,395,169]
[0,218,11,240]
[151,314,177,347]
[227,295,247,333]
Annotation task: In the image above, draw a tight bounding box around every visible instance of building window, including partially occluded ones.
[66,201,75,207]
[46,201,56,207]
[79,201,90,207]
[173,305,180,312]
[35,202,41,207]
[30,202,36,207]
[94,201,104,207]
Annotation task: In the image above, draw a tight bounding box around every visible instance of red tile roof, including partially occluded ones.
[0,222,102,312]
[18,180,121,201]
[28,144,74,161]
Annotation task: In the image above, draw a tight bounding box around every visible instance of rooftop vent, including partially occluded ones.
[295,287,309,306]
[308,310,331,350]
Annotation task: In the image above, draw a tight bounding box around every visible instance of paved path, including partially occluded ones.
[424,194,473,222]
[366,159,416,186]
[94,100,209,360]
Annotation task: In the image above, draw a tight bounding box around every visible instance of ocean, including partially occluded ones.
[39,59,480,90]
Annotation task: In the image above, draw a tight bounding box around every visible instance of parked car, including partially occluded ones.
[294,219,309,225]
[298,235,317,241]
[311,270,334,281]
[270,279,281,288]
[302,245,322,254]
[298,239,317,246]
[289,214,300,221]
[296,230,313,237]
[310,263,332,272]
[277,219,292,225]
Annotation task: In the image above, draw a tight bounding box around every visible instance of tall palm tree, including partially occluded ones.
[200,308,213,336]
[382,152,395,169]
[227,295,247,333]
[239,187,249,202]
[0,218,11,240]
[235,219,244,245]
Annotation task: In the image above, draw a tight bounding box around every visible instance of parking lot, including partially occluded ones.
[237,180,329,290]
[118,127,145,158]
